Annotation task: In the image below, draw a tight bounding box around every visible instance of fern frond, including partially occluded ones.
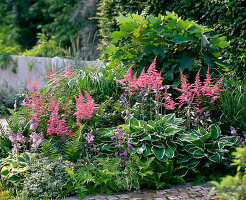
[64,125,84,162]
[41,139,59,158]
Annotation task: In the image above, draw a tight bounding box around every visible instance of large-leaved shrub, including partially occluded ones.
[105,12,229,86]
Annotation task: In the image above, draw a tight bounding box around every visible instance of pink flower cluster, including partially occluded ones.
[22,78,47,121]
[116,56,162,93]
[45,63,75,82]
[74,87,99,126]
[175,68,223,113]
[116,57,176,110]
[47,103,73,137]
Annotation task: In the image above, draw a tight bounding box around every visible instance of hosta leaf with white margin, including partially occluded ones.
[152,145,165,160]
[210,124,221,139]
[178,133,199,142]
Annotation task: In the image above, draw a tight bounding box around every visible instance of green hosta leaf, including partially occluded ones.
[192,139,205,149]
[152,146,165,160]
[140,135,152,141]
[208,153,221,163]
[165,126,180,136]
[161,114,175,124]
[210,124,221,139]
[1,169,10,176]
[148,120,156,128]
[219,136,238,145]
[22,153,30,161]
[187,159,200,167]
[183,144,197,153]
[143,145,152,156]
[192,149,205,159]
[165,148,175,158]
[161,156,168,162]
[177,156,190,164]
[18,162,27,168]
[166,140,177,151]
[8,174,20,182]
[130,117,140,127]
[144,124,154,131]
[179,134,199,142]
[179,168,188,177]
[11,162,18,168]
[101,144,111,151]
[17,157,26,163]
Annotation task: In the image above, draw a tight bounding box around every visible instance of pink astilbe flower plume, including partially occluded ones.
[116,65,139,93]
[175,69,194,109]
[47,103,73,137]
[145,56,162,90]
[45,68,59,82]
[163,92,177,110]
[22,77,46,121]
[60,63,75,78]
[74,87,98,126]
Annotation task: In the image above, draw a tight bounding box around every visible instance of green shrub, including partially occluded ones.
[22,33,66,58]
[19,157,74,199]
[98,0,245,75]
[0,40,19,71]
[210,147,246,200]
[66,156,184,199]
[105,12,229,86]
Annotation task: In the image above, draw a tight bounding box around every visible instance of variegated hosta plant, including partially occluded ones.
[177,124,239,171]
[121,113,185,162]
[121,114,239,175]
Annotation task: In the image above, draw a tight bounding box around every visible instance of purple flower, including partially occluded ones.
[85,132,94,143]
[30,119,39,131]
[243,131,246,139]
[7,130,27,156]
[111,127,134,164]
[17,131,26,143]
[30,132,43,151]
[230,126,237,136]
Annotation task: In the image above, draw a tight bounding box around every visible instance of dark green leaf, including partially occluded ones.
[210,124,221,139]
[152,146,165,160]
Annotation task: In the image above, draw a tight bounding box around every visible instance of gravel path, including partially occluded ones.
[64,183,217,200]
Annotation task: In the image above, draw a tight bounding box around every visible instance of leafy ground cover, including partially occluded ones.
[0,11,245,200]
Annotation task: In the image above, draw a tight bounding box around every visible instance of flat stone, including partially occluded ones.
[167,196,180,200]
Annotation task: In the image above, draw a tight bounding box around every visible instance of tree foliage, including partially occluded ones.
[98,0,245,75]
